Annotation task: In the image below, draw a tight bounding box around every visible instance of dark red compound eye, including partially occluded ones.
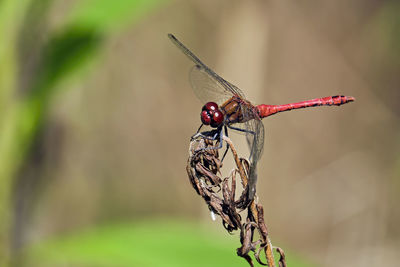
[210,110,224,127]
[203,102,219,112]
[201,110,212,125]
[201,102,224,128]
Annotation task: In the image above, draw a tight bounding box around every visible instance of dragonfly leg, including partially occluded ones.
[227,125,257,162]
[227,125,256,136]
[192,127,223,153]
[195,124,203,133]
[191,128,218,141]
[220,125,229,162]
[195,135,223,153]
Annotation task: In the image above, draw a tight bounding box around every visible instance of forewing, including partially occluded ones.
[169,34,245,104]
[190,66,236,105]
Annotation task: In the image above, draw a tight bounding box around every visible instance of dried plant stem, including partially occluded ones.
[265,235,275,267]
[222,136,275,267]
[222,136,247,186]
[187,134,286,266]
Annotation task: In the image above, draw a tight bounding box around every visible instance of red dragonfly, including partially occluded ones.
[169,34,354,204]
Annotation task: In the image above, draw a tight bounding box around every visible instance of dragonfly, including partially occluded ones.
[168,33,355,204]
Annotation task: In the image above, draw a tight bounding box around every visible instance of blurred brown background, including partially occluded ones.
[11,0,400,266]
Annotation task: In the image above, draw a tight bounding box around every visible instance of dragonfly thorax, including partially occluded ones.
[201,102,224,128]
[220,96,251,125]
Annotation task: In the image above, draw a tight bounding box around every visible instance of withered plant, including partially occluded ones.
[186,134,286,267]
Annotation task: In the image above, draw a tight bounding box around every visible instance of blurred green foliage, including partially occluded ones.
[374,1,400,66]
[19,220,313,267]
[33,26,101,99]
[0,0,164,265]
[68,0,163,32]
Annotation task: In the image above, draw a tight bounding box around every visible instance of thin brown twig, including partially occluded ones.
[275,247,287,267]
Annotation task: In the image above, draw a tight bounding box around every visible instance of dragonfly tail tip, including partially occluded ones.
[347,96,355,102]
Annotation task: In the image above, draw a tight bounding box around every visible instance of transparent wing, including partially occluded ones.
[242,106,265,200]
[245,116,264,165]
[190,66,238,105]
[169,34,245,104]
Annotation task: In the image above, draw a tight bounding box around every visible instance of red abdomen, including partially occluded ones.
[257,95,355,118]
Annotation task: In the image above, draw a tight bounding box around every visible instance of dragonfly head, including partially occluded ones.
[201,102,224,128]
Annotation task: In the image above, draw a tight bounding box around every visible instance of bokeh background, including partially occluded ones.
[0,0,399,266]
